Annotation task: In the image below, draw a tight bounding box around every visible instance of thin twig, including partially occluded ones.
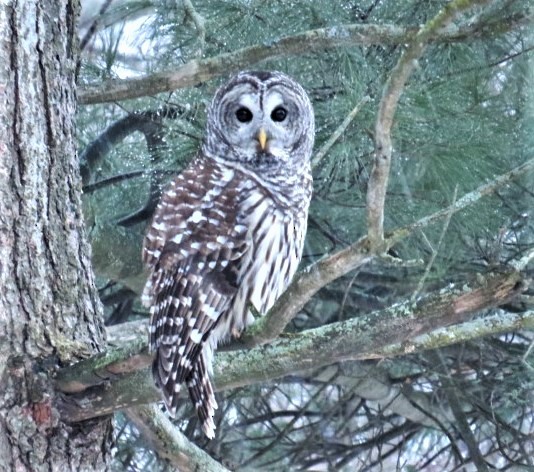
[400,158,534,240]
[182,0,206,57]
[82,170,146,194]
[338,270,360,321]
[240,370,338,467]
[428,351,490,472]
[412,186,458,300]
[79,0,113,53]
[311,95,370,169]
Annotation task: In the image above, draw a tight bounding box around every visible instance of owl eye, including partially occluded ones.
[235,107,253,123]
[271,107,287,122]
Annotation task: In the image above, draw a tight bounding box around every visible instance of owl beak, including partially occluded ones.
[257,128,268,151]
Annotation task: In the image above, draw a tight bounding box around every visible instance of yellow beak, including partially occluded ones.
[257,128,268,151]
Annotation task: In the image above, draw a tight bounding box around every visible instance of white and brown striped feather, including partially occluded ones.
[143,156,310,438]
[143,157,248,438]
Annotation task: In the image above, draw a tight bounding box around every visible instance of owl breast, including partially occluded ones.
[209,176,309,348]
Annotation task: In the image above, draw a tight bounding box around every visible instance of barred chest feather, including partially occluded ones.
[209,183,309,349]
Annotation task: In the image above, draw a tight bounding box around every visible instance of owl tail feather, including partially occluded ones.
[186,355,218,440]
[153,347,218,439]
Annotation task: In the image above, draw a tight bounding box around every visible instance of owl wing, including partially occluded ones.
[142,157,249,437]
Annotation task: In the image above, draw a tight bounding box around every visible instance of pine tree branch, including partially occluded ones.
[78,12,530,105]
[125,405,229,472]
[367,0,495,246]
[57,157,533,421]
[216,270,525,389]
[239,156,534,347]
[86,156,533,345]
[55,269,527,422]
[428,351,490,472]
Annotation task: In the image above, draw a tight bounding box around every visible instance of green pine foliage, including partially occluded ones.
[77,0,533,469]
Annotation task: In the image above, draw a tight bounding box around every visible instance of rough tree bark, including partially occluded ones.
[0,1,111,470]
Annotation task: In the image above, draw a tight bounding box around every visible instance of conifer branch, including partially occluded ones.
[78,12,529,105]
[126,405,229,472]
[240,156,534,347]
[367,0,495,246]
[56,270,526,422]
[57,155,534,406]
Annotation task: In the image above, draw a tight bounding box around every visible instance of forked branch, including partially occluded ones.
[367,0,495,245]
[56,268,526,422]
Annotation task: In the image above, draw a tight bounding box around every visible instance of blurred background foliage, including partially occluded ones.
[77,0,533,470]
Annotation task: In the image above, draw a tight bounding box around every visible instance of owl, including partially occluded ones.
[142,70,314,438]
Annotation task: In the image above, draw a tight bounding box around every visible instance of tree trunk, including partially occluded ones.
[0,1,111,470]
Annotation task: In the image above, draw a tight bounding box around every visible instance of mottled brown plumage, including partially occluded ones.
[142,71,314,438]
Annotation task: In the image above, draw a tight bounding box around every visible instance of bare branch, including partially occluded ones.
[56,269,525,422]
[373,310,534,359]
[77,13,530,105]
[367,0,494,246]
[125,405,229,472]
[429,351,490,472]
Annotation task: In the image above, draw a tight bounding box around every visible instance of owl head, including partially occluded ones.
[203,71,315,175]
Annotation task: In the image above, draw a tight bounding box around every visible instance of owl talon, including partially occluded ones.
[231,327,242,338]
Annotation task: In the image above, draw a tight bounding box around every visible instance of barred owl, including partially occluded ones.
[142,70,314,438]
